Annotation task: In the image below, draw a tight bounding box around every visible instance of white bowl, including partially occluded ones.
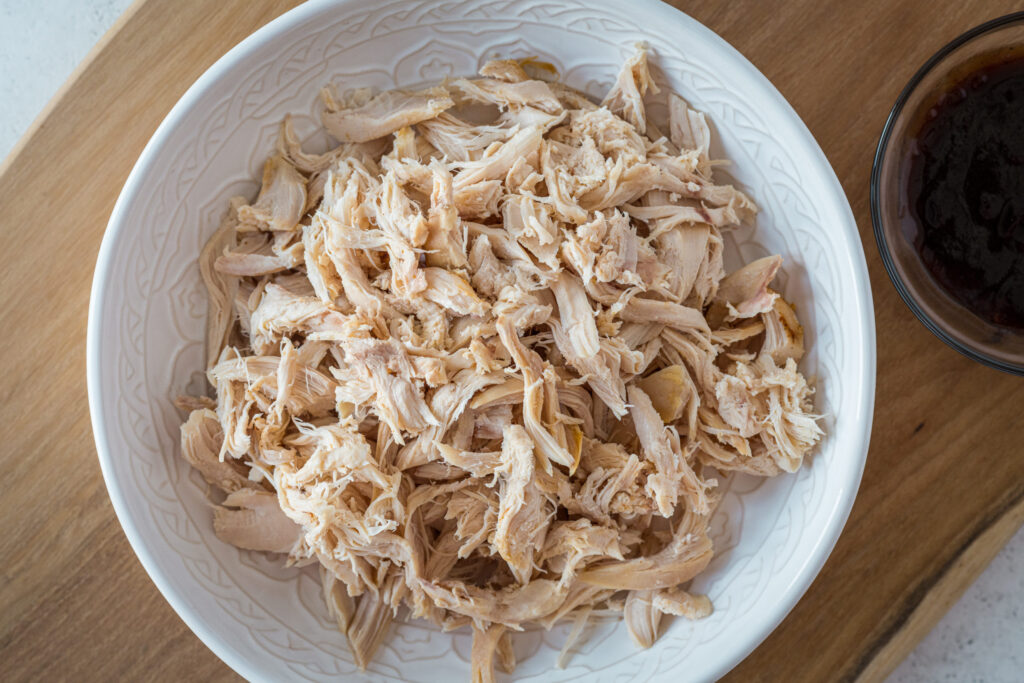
[87,0,875,680]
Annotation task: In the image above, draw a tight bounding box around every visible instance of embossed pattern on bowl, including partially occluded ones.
[87,1,875,680]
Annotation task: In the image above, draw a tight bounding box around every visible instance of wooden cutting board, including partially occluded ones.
[1,0,1021,681]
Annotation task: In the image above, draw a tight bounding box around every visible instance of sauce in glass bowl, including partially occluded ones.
[903,48,1024,330]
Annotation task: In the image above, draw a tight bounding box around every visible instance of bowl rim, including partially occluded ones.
[870,10,1024,376]
[87,0,876,680]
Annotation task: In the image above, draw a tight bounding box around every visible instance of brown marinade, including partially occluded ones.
[904,47,1024,329]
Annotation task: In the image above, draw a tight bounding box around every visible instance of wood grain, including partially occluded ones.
[0,2,301,682]
[0,1,1021,681]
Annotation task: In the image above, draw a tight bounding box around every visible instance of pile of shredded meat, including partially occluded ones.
[177,47,822,680]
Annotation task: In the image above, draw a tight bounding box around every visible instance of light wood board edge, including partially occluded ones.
[0,0,146,178]
[0,0,1020,677]
[852,487,1024,682]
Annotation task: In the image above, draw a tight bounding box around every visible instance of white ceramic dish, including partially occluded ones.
[87,0,875,680]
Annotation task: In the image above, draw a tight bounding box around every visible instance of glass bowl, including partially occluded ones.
[871,12,1024,375]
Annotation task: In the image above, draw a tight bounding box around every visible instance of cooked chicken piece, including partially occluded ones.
[561,210,644,287]
[211,352,338,417]
[572,100,648,164]
[467,224,549,292]
[478,59,529,83]
[422,267,488,315]
[550,272,600,357]
[549,82,599,111]
[238,156,307,232]
[761,293,804,363]
[395,369,502,469]
[468,235,516,299]
[347,572,401,669]
[602,45,660,134]
[712,318,765,347]
[620,297,710,337]
[556,381,595,436]
[418,577,568,628]
[213,488,302,553]
[469,376,525,409]
[181,46,823,678]
[211,352,253,459]
[249,283,370,352]
[628,385,710,517]
[539,518,622,579]
[496,318,575,469]
[715,254,782,319]
[539,143,594,225]
[180,408,253,492]
[454,126,544,189]
[495,629,516,674]
[499,105,567,133]
[338,339,439,439]
[580,508,713,590]
[372,173,429,296]
[455,77,563,114]
[389,125,420,162]
[475,403,513,439]
[653,586,712,619]
[454,179,502,219]
[751,355,822,472]
[578,162,663,212]
[174,394,216,412]
[536,581,613,632]
[668,94,712,178]
[276,115,345,175]
[624,589,662,648]
[636,365,690,423]
[686,227,726,308]
[624,201,706,232]
[436,444,501,477]
[318,211,391,315]
[470,623,507,683]
[625,585,712,650]
[715,374,759,438]
[423,160,468,268]
[323,86,454,143]
[503,194,561,269]
[698,402,752,458]
[445,484,499,559]
[493,425,552,583]
[301,220,342,303]
[215,231,304,277]
[200,200,242,370]
[321,566,357,635]
[214,251,287,277]
[577,446,638,499]
[417,112,512,163]
[548,319,631,418]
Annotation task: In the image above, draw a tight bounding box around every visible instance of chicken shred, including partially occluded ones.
[179,47,823,677]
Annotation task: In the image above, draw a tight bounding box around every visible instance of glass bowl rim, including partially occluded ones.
[870,10,1024,376]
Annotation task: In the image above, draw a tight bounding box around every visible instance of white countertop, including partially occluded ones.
[2,1,1020,680]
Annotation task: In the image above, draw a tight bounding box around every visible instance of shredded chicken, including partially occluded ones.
[177,46,823,677]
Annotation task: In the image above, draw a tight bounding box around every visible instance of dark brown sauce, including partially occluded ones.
[904,47,1024,330]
